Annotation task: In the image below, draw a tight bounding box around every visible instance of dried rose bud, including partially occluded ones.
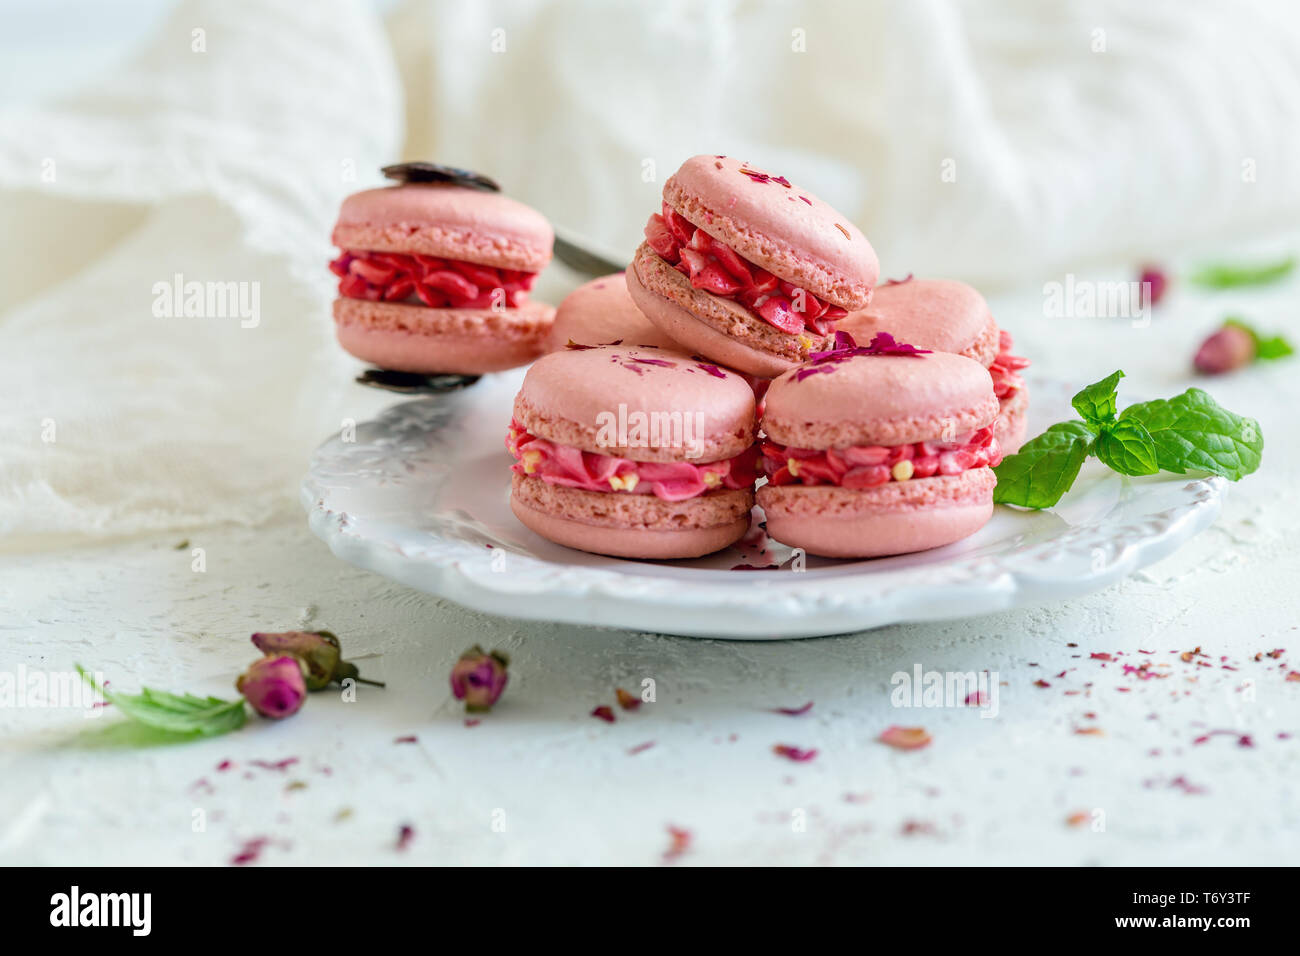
[1194,324,1255,374]
[1139,265,1168,307]
[250,630,383,690]
[449,646,509,713]
[237,656,307,719]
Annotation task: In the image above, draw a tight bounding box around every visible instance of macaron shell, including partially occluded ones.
[511,475,752,559]
[547,273,681,352]
[334,297,554,374]
[332,184,554,272]
[995,387,1030,454]
[762,351,1000,448]
[838,279,997,362]
[664,154,878,309]
[514,344,756,463]
[757,468,995,558]
[628,242,828,378]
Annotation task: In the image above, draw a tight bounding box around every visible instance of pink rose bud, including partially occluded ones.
[450,645,509,713]
[237,655,307,719]
[1139,265,1168,307]
[1194,324,1255,374]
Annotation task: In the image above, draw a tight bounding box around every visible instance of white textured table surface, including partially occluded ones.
[3,272,1298,866]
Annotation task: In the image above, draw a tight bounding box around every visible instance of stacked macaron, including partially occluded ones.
[757,338,1003,558]
[507,345,759,559]
[838,277,1031,452]
[545,273,680,353]
[627,155,879,378]
[330,164,556,375]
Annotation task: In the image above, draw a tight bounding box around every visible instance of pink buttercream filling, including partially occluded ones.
[990,330,1030,399]
[761,426,1001,489]
[644,203,846,336]
[330,249,537,309]
[507,421,758,501]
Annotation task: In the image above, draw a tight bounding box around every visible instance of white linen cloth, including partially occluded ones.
[3,0,1299,544]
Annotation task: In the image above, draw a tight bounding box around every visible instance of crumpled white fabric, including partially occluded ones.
[4,0,1300,544]
[396,0,1300,285]
[0,0,402,546]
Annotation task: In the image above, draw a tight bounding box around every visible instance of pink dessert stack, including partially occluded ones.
[329,156,1031,562]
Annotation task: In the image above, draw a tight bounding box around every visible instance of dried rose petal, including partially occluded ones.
[663,825,692,862]
[772,744,818,762]
[591,705,616,723]
[772,701,814,716]
[878,726,931,750]
[615,687,641,711]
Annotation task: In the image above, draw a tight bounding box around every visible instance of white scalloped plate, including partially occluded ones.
[302,370,1225,639]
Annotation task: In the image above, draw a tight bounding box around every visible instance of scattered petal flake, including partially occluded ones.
[1288,671,1300,682]
[464,718,481,728]
[901,819,937,836]
[394,734,418,744]
[1034,679,1051,688]
[1193,730,1254,748]
[1090,652,1113,661]
[230,836,272,866]
[696,362,727,379]
[965,691,988,706]
[1066,812,1090,827]
[250,757,299,772]
[879,726,932,750]
[591,705,616,723]
[663,825,692,863]
[881,273,914,287]
[773,744,818,762]
[772,701,814,716]
[797,330,933,381]
[1074,727,1105,736]
[627,741,656,756]
[616,687,641,711]
[396,823,415,851]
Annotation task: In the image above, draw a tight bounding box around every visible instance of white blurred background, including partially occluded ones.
[2,0,1297,543]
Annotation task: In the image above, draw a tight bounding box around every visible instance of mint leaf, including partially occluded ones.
[1188,256,1294,288]
[78,665,247,737]
[1224,318,1294,361]
[1094,419,1159,476]
[992,421,1094,509]
[1071,370,1123,426]
[1119,389,1263,479]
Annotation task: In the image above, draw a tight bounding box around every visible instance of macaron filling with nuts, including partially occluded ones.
[756,345,1002,559]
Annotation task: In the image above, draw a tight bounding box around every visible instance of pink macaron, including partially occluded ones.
[757,346,1002,559]
[507,345,759,559]
[329,168,555,375]
[837,277,1032,452]
[627,154,879,378]
[545,273,681,353]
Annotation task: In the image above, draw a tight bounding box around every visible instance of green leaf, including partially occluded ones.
[1188,256,1294,288]
[1094,419,1159,476]
[992,420,1095,509]
[1119,388,1264,480]
[1224,318,1294,361]
[1071,370,1124,426]
[77,665,247,737]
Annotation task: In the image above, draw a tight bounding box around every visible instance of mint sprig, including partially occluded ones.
[1224,317,1294,361]
[994,372,1263,509]
[78,664,247,737]
[1187,255,1294,289]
